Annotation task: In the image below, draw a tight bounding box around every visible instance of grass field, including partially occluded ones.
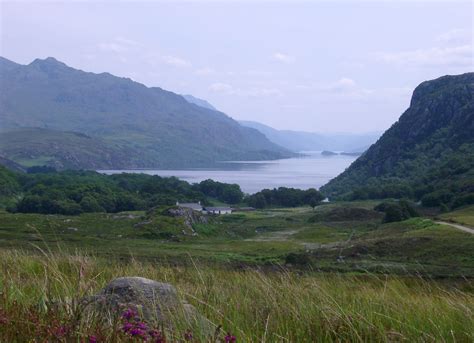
[0,203,473,341]
[438,205,474,227]
[0,250,473,342]
[0,202,472,275]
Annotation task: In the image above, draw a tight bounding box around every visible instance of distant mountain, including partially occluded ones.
[321,73,474,208]
[182,94,217,111]
[0,156,25,173]
[0,57,293,169]
[0,128,144,170]
[239,120,381,152]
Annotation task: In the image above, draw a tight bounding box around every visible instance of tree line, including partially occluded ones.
[0,167,325,215]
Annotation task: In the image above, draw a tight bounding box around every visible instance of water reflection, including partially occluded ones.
[100,151,356,194]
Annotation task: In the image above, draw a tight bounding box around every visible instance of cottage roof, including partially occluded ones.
[178,203,202,210]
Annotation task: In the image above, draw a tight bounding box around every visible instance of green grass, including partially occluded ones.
[0,250,473,342]
[289,224,351,243]
[13,155,53,167]
[0,203,474,277]
[0,203,473,340]
[0,204,473,275]
[438,205,474,227]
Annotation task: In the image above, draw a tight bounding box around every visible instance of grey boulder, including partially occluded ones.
[83,277,214,334]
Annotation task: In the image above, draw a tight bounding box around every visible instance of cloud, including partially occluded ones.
[247,88,282,97]
[375,45,473,68]
[114,37,140,46]
[319,77,357,92]
[314,77,377,101]
[162,55,191,67]
[97,37,140,53]
[209,82,233,92]
[436,28,471,44]
[194,67,215,76]
[273,52,294,64]
[209,82,282,97]
[98,42,128,53]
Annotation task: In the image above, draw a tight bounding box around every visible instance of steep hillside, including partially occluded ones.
[239,120,380,152]
[0,128,147,170]
[0,156,25,173]
[0,57,292,169]
[321,73,474,208]
[182,94,217,111]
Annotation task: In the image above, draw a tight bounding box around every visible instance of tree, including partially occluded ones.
[221,185,244,204]
[309,197,319,210]
[253,194,267,209]
[80,196,104,212]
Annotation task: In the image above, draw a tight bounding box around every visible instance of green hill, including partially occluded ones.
[0,57,292,169]
[0,128,146,170]
[321,73,474,209]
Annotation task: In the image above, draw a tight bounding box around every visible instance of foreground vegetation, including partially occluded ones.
[0,203,472,277]
[1,250,473,342]
[0,169,472,340]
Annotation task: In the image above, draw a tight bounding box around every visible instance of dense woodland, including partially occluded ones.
[0,166,324,214]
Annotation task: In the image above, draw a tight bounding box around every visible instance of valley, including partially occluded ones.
[1,202,472,277]
[1,0,473,340]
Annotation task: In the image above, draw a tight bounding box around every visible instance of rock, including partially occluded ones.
[82,277,214,335]
[165,207,208,234]
[133,220,152,228]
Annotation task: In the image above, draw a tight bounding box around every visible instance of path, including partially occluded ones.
[244,229,300,242]
[435,221,474,235]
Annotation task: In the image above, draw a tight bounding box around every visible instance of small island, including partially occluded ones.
[321,150,338,156]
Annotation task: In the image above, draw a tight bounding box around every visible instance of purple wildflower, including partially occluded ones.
[122,322,134,333]
[225,332,236,342]
[88,335,98,343]
[184,329,193,341]
[53,325,68,338]
[122,308,137,320]
[148,329,160,338]
[136,321,148,330]
[150,329,166,342]
[129,328,145,337]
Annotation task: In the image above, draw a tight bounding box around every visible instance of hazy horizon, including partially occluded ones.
[1,0,472,133]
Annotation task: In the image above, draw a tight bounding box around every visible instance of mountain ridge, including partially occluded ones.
[321,72,474,208]
[0,56,293,169]
[239,120,381,152]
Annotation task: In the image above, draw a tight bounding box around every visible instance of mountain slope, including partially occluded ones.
[0,128,145,170]
[321,73,474,208]
[0,57,292,169]
[181,94,380,152]
[239,120,380,152]
[182,94,217,111]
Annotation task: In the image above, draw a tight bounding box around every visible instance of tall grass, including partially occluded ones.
[0,249,473,342]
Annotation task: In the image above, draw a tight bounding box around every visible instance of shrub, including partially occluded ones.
[374,200,419,223]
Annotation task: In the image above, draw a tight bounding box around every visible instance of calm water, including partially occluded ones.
[100,152,356,194]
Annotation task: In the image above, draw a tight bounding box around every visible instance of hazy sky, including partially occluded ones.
[1,0,472,133]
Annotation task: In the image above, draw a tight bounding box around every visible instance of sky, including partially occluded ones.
[0,0,472,133]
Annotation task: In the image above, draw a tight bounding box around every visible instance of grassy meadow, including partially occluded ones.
[1,250,473,342]
[0,203,473,341]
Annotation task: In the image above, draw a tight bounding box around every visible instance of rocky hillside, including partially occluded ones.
[321,73,474,208]
[0,57,292,169]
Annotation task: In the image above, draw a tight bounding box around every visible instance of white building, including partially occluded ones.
[204,206,232,215]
